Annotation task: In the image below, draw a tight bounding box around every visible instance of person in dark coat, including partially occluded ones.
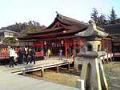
[27,48,35,64]
[18,47,26,64]
[30,48,36,64]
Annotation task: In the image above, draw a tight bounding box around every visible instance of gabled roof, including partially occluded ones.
[27,13,88,36]
[19,14,109,41]
[47,13,88,30]
[76,20,108,38]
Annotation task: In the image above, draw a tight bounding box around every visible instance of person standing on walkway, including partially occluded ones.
[13,48,18,65]
[30,47,35,64]
[18,47,26,64]
[59,49,63,60]
[27,47,35,64]
[8,47,15,67]
[47,48,51,58]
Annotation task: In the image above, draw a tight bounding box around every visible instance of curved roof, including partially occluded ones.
[27,13,88,36]
[47,13,88,30]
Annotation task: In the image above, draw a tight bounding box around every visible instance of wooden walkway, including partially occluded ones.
[0,57,80,90]
[0,57,73,75]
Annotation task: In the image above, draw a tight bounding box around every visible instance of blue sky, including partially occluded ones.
[0,0,120,28]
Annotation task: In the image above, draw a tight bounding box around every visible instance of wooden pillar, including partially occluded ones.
[73,40,76,59]
[64,40,68,59]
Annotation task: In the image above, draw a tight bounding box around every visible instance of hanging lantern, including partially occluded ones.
[44,41,47,45]
[61,40,64,45]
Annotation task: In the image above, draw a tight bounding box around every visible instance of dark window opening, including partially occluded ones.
[87,43,93,51]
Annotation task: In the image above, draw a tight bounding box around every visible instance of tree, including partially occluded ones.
[91,8,99,25]
[91,8,108,27]
[26,21,40,33]
[0,21,42,33]
[109,8,117,24]
[3,37,17,45]
[98,14,107,27]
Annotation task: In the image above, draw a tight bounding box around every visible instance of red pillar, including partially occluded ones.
[72,40,76,59]
[64,40,68,59]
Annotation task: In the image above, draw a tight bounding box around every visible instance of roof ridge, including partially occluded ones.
[56,13,87,25]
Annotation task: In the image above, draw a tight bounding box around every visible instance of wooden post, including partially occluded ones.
[56,65,59,73]
[68,63,70,70]
[22,70,26,75]
[41,68,44,77]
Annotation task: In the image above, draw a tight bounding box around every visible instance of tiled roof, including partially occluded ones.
[47,13,88,30]
[26,13,88,36]
[104,24,120,35]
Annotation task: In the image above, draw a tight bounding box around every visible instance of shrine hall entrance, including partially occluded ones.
[33,38,85,59]
[42,38,83,58]
[43,40,65,56]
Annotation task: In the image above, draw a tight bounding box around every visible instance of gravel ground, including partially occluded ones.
[104,62,120,90]
[25,68,80,87]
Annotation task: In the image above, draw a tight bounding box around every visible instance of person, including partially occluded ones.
[27,47,35,64]
[47,48,51,58]
[30,47,36,64]
[26,48,31,64]
[17,48,21,64]
[67,47,72,57]
[13,48,18,65]
[24,47,28,63]
[8,47,15,67]
[18,47,26,64]
[22,47,27,64]
[59,49,63,60]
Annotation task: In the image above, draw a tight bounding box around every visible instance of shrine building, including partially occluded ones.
[19,13,111,59]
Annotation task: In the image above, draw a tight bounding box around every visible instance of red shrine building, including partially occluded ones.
[104,24,120,59]
[19,13,111,59]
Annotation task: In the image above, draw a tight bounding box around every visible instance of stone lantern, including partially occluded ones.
[75,43,108,90]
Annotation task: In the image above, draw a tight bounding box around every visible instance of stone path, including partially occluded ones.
[0,72,79,90]
[0,57,79,90]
